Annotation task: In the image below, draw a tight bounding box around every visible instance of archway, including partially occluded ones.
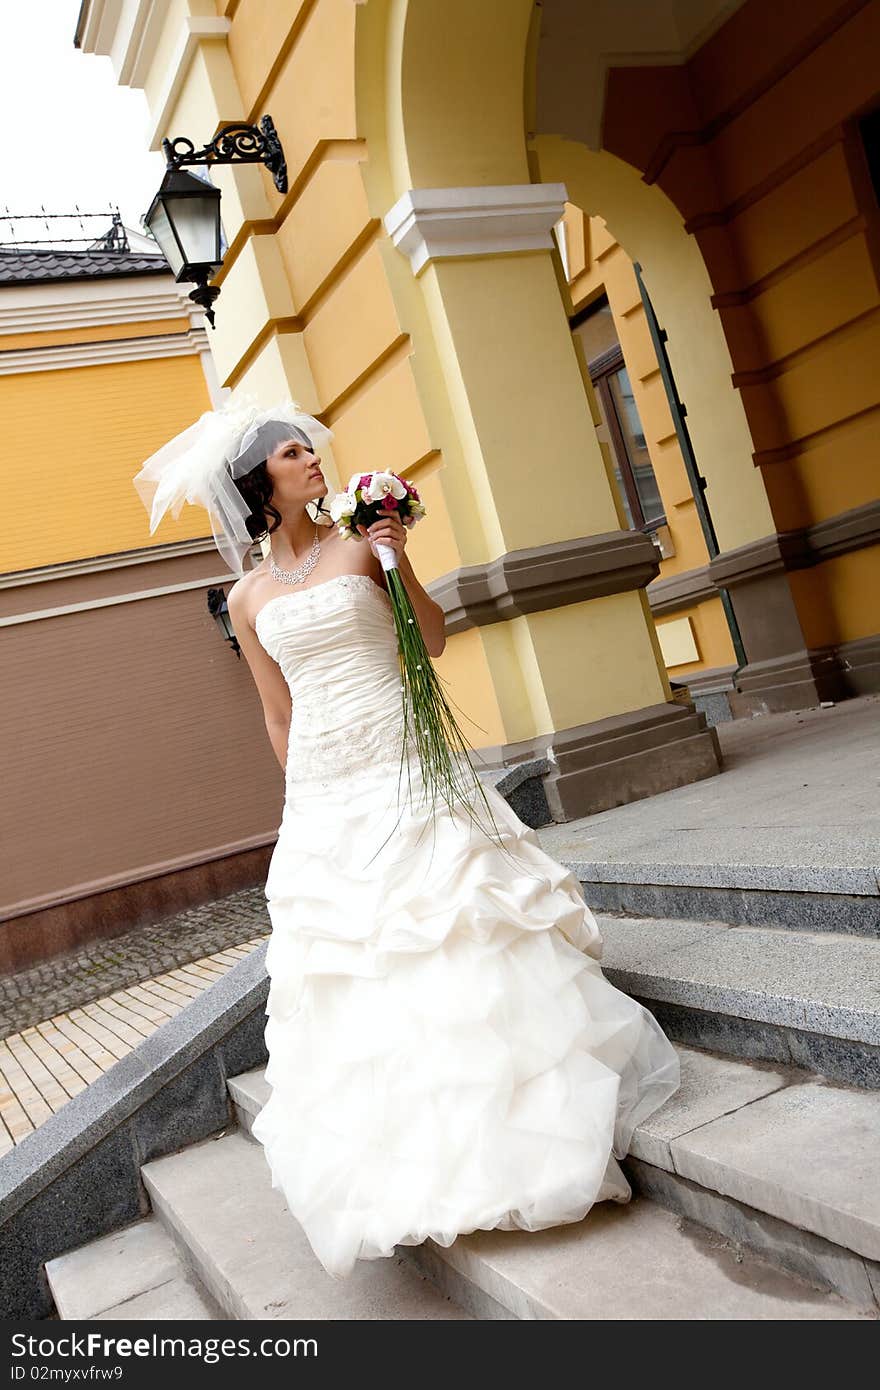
[350,0,723,817]
[532,135,772,556]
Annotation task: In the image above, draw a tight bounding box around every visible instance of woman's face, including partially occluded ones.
[265,435,327,508]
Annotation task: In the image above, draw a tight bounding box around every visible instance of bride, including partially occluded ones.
[134,399,681,1282]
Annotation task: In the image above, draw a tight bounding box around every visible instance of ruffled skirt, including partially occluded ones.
[251,757,680,1280]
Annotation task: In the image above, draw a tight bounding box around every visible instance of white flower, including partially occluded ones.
[347,472,364,494]
[364,471,407,504]
[329,490,356,522]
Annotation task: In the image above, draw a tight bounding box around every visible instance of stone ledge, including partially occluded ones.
[0,945,269,1320]
[627,1159,879,1315]
[580,877,879,937]
[427,529,660,633]
[477,757,554,828]
[597,917,880,1047]
[544,701,722,821]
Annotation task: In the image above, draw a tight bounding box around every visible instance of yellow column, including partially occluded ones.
[384,184,673,746]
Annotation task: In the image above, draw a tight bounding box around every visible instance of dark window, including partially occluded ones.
[859,107,880,207]
[571,296,665,531]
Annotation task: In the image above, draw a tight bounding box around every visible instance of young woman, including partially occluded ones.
[134,399,680,1282]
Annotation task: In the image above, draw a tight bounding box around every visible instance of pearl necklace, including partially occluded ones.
[269,524,321,585]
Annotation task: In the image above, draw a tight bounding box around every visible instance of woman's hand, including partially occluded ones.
[357,510,445,656]
[357,512,408,561]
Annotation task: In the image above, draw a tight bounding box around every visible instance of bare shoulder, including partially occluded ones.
[327,520,383,584]
[308,521,378,581]
[226,522,377,628]
[225,567,264,631]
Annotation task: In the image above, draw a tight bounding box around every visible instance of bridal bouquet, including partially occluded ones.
[329,471,509,853]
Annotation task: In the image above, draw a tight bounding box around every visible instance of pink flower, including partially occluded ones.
[381,495,398,510]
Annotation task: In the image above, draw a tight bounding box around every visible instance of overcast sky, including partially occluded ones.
[1,0,166,243]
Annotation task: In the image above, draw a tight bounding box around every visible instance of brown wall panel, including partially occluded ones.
[0,578,283,924]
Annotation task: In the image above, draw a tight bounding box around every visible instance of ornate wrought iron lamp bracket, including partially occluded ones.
[162,115,288,194]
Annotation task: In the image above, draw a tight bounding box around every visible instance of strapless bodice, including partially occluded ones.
[255,572,410,791]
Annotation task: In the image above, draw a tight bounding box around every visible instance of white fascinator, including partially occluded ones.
[132,395,335,575]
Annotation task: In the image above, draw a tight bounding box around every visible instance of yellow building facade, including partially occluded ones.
[564,210,742,708]
[75,0,880,824]
[0,239,249,969]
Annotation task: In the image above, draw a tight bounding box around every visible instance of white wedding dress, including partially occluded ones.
[250,571,680,1280]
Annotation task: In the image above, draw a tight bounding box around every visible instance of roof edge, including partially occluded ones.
[73,0,88,48]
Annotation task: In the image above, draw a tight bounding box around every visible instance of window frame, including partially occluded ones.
[572,301,667,534]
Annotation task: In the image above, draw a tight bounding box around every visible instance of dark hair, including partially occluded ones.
[232,426,333,543]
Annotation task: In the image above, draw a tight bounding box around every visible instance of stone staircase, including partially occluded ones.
[537,822,880,1090]
[598,914,878,1087]
[38,699,880,1319]
[44,1028,878,1319]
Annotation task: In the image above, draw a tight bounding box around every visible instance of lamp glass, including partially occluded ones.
[163,190,221,270]
[144,199,184,277]
[144,168,222,280]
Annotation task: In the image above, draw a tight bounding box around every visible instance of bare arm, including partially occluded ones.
[226,581,292,771]
[359,519,447,658]
[395,549,447,658]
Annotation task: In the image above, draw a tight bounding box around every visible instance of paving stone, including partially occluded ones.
[405,1197,871,1319]
[0,887,270,1037]
[46,1215,223,1321]
[92,1276,221,1320]
[625,1157,880,1314]
[142,1130,470,1320]
[46,1218,180,1319]
[670,1082,880,1262]
[629,1046,791,1170]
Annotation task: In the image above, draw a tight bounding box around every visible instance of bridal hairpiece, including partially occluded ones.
[132,395,334,575]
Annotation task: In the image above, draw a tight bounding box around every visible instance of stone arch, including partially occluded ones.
[354,3,771,557]
[531,134,774,553]
[347,0,727,814]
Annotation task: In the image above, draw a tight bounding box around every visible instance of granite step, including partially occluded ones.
[227,1068,269,1137]
[45,1215,223,1320]
[624,1045,880,1313]
[229,1044,880,1314]
[597,916,880,1088]
[140,1129,471,1320]
[400,1197,873,1320]
[535,791,880,938]
[564,854,880,936]
[49,1044,879,1321]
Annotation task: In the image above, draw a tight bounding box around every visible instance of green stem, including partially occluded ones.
[363,566,531,873]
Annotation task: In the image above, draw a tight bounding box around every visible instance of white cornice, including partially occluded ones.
[0,327,210,376]
[121,0,172,87]
[147,16,232,150]
[0,275,203,336]
[78,0,173,90]
[77,0,122,56]
[384,184,568,276]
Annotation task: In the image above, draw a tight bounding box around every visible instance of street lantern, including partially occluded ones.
[142,115,287,328]
[207,588,241,657]
[143,167,223,325]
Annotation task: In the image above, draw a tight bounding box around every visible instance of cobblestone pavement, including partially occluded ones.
[0,936,268,1157]
[0,886,270,1039]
